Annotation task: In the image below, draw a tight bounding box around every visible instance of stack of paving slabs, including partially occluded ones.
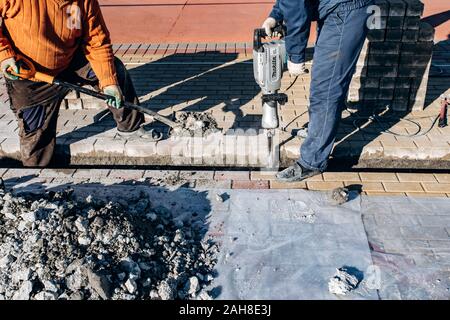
[348,0,434,111]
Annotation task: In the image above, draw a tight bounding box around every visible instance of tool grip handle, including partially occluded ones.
[253,25,285,51]
[7,54,55,84]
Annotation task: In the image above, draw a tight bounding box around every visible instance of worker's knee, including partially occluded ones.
[19,135,55,168]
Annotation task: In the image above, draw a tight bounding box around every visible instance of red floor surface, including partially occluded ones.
[100,0,449,44]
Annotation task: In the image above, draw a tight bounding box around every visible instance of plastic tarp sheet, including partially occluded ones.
[13,182,450,299]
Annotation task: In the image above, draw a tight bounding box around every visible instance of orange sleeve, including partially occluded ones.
[82,0,117,89]
[0,0,16,63]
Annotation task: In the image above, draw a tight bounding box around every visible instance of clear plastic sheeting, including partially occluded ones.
[204,189,379,300]
[360,196,450,300]
[11,182,450,300]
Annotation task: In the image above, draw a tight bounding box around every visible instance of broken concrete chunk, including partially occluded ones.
[34,291,58,301]
[12,281,33,300]
[0,255,14,268]
[125,278,138,294]
[12,268,32,283]
[329,187,350,205]
[21,211,37,223]
[157,279,176,300]
[185,276,200,296]
[74,217,88,233]
[86,268,112,300]
[215,193,224,203]
[328,266,363,295]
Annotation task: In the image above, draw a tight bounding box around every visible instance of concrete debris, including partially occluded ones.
[157,279,176,300]
[86,268,112,300]
[215,193,224,203]
[125,278,138,294]
[0,187,219,300]
[329,187,350,205]
[185,276,200,296]
[328,266,363,295]
[171,112,220,137]
[12,281,33,300]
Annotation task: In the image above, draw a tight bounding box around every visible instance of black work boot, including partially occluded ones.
[276,162,321,182]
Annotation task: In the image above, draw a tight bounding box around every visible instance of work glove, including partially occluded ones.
[287,60,309,76]
[1,57,19,80]
[103,85,123,109]
[262,17,280,37]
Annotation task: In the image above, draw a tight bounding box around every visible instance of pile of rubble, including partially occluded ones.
[172,111,220,137]
[0,181,218,300]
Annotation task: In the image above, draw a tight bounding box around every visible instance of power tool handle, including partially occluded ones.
[253,25,285,51]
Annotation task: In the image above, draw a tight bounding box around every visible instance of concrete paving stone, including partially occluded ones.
[382,148,428,160]
[383,182,424,193]
[396,173,438,182]
[251,170,278,181]
[39,168,76,178]
[322,172,361,181]
[179,170,214,180]
[72,169,111,179]
[195,179,232,189]
[434,174,450,183]
[155,137,184,157]
[406,193,448,198]
[347,181,385,192]
[90,178,125,185]
[93,138,126,155]
[214,170,249,181]
[306,181,345,191]
[124,139,158,157]
[0,136,20,154]
[2,168,42,180]
[422,183,450,193]
[107,169,145,180]
[8,177,53,190]
[143,170,178,180]
[303,174,324,182]
[232,180,269,189]
[270,180,307,189]
[359,172,400,182]
[68,138,97,155]
[365,191,407,196]
[0,168,9,177]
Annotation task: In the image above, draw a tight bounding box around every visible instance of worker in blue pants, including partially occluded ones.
[263,0,374,181]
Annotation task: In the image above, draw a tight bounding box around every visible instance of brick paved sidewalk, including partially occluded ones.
[0,40,448,169]
[1,168,449,198]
